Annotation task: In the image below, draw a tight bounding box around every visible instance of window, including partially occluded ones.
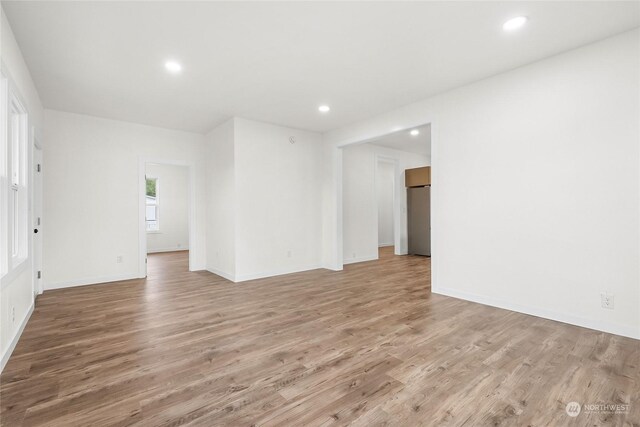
[0,75,6,277]
[146,177,159,231]
[1,77,29,278]
[8,95,28,266]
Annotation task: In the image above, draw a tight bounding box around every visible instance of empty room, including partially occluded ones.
[0,1,639,426]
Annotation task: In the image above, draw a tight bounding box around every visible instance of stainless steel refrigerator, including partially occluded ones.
[407,186,431,256]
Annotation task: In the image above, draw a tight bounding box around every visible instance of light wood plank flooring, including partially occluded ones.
[1,248,639,426]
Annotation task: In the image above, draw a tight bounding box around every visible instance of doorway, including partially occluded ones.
[340,124,431,265]
[138,159,195,278]
[376,158,397,258]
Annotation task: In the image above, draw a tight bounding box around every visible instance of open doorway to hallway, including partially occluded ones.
[341,123,431,265]
[144,163,190,277]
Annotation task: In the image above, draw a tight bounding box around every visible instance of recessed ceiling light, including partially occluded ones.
[410,129,420,136]
[318,105,330,113]
[165,61,182,73]
[503,16,528,32]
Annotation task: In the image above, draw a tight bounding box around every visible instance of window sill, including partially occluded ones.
[12,256,27,271]
[1,258,29,290]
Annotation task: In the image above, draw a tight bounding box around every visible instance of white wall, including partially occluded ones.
[205,117,323,282]
[324,29,640,339]
[377,160,395,247]
[0,7,44,370]
[0,10,43,132]
[43,110,207,289]
[146,163,189,253]
[234,118,322,281]
[205,118,236,280]
[342,143,428,264]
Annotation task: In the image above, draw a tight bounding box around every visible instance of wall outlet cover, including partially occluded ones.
[600,293,614,310]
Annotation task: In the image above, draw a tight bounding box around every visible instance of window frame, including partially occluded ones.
[0,73,7,278]
[145,176,160,233]
[8,91,28,268]
[1,71,30,280]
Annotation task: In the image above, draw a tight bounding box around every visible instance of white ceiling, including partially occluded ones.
[369,124,431,156]
[3,2,639,134]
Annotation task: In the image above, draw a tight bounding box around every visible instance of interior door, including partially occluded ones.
[33,145,43,295]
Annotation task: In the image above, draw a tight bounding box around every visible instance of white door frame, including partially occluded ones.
[334,118,436,282]
[138,157,196,277]
[375,155,401,255]
[32,132,43,295]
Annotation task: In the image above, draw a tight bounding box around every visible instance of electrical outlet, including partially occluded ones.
[11,306,15,323]
[287,250,292,258]
[116,255,123,264]
[601,293,614,310]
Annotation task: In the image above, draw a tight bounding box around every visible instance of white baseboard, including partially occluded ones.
[378,243,394,248]
[207,264,322,283]
[189,264,206,272]
[206,267,236,282]
[235,264,322,283]
[45,273,139,291]
[434,286,640,340]
[343,254,378,265]
[1,301,34,373]
[147,247,189,254]
[322,263,343,272]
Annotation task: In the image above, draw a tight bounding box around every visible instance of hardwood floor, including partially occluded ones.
[1,248,639,426]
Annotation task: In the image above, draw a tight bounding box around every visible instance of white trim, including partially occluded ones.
[235,264,322,283]
[206,267,236,282]
[429,118,439,301]
[333,117,436,273]
[147,247,189,254]
[343,254,378,265]
[334,147,344,270]
[45,273,139,291]
[0,72,7,279]
[638,45,640,346]
[1,301,33,372]
[32,135,43,296]
[139,158,197,277]
[435,286,640,340]
[8,90,29,270]
[378,243,394,248]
